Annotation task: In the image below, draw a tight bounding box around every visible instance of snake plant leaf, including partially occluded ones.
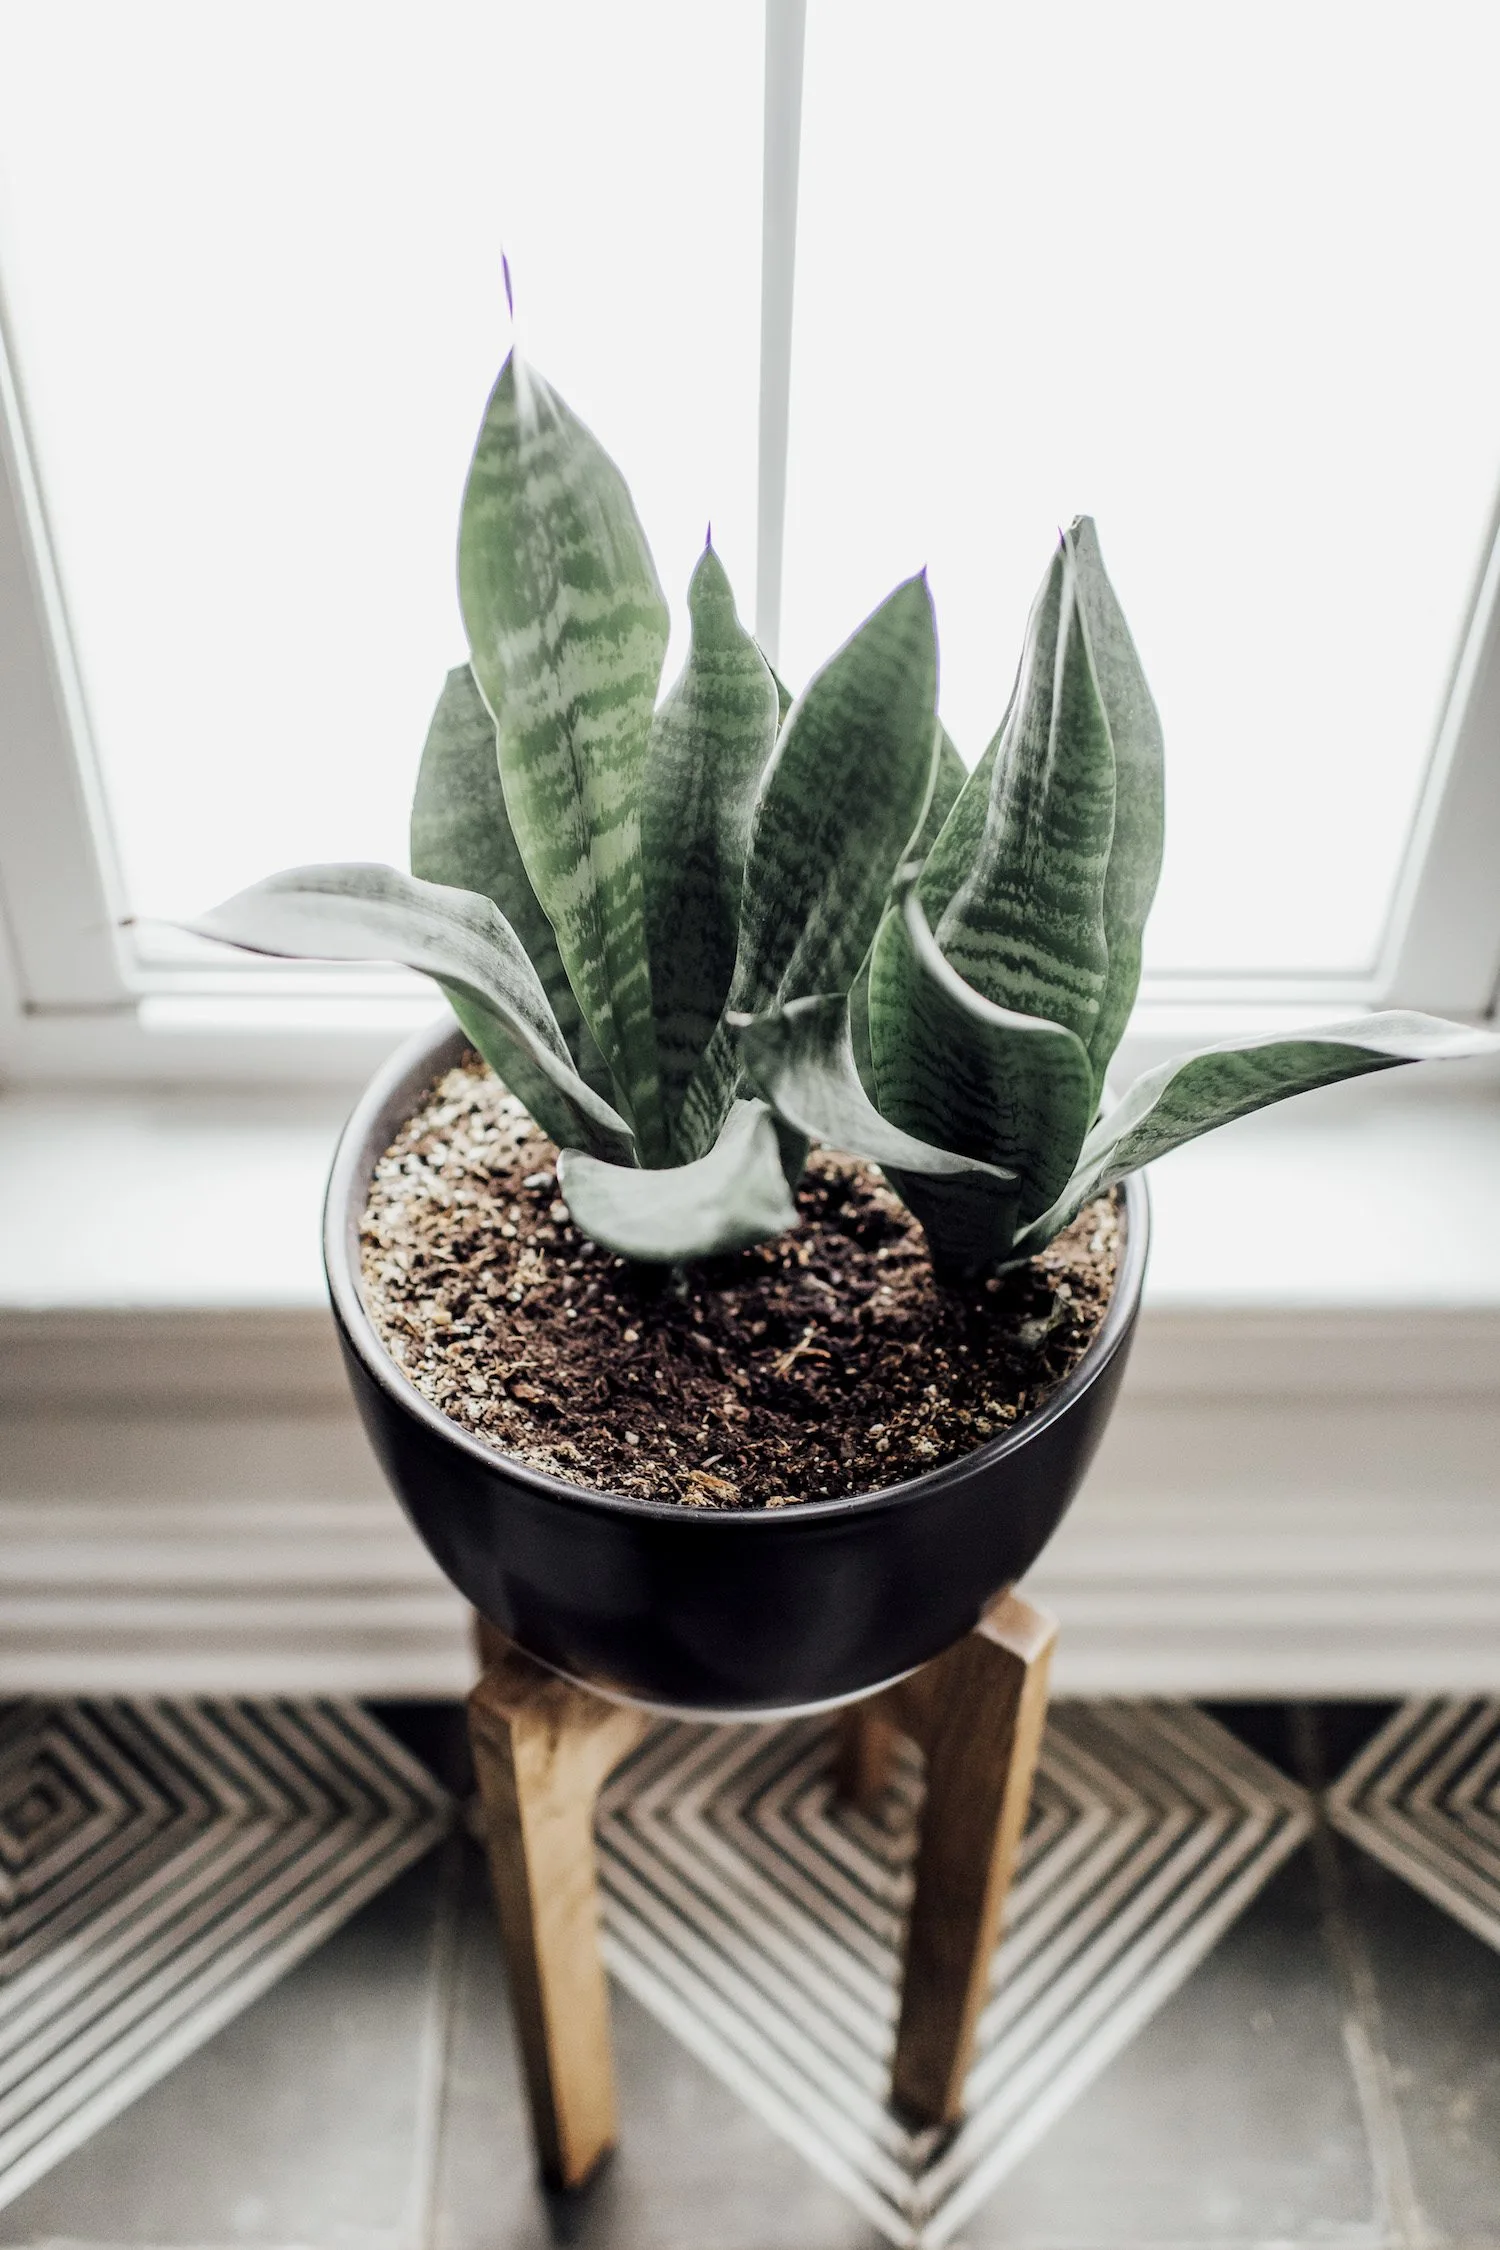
[735,992,1016,1185]
[188,864,636,1165]
[882,1166,1029,1277]
[849,717,967,1100]
[918,535,1115,1053]
[734,992,1019,1271]
[763,656,794,728]
[557,1098,798,1265]
[784,713,957,1112]
[641,544,779,1153]
[410,664,612,1101]
[911,723,967,864]
[848,955,877,1099]
[736,575,940,1009]
[677,574,940,1156]
[868,871,1096,1224]
[459,353,668,1161]
[1070,517,1165,1089]
[1015,1010,1500,1255]
[435,986,597,1156]
[918,731,998,929]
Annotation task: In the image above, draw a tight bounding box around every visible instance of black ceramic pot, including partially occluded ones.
[326,1021,1148,1719]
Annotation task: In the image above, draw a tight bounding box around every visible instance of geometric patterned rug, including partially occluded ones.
[0,1699,451,2212]
[1328,1698,1500,1954]
[596,1701,1311,2248]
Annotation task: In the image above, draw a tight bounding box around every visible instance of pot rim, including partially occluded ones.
[325,1018,1149,1533]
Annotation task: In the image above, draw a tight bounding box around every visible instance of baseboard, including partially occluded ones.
[2,1303,1497,1697]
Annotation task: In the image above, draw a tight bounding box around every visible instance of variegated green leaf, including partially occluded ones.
[848,954,877,1100]
[840,726,960,1108]
[458,354,668,1160]
[557,1099,797,1264]
[641,545,779,1153]
[1015,1011,1500,1255]
[1070,517,1164,1089]
[918,731,998,926]
[734,993,1019,1272]
[434,985,596,1153]
[919,535,1115,1051]
[736,576,940,1010]
[881,1168,1028,1278]
[911,723,966,863]
[677,575,940,1156]
[735,993,1017,1186]
[868,871,1095,1223]
[763,656,794,728]
[410,663,612,1100]
[188,864,636,1165]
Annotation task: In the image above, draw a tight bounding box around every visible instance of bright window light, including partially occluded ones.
[781,1,1500,974]
[0,2,762,927]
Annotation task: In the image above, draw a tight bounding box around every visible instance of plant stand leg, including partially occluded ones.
[839,1594,1057,2128]
[835,1702,899,1810]
[467,1626,648,2190]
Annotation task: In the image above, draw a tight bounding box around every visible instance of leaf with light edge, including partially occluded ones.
[1069,516,1165,1091]
[919,533,1115,1052]
[734,991,1019,1273]
[912,723,966,862]
[558,1099,797,1264]
[641,545,779,1154]
[1015,1012,1500,1255]
[868,870,1095,1224]
[188,864,635,1164]
[458,354,668,1160]
[410,663,612,1101]
[677,574,940,1156]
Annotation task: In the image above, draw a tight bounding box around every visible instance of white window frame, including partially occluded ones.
[1,0,1497,1089]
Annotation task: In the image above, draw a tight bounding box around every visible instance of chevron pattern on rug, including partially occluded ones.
[0,1699,450,2212]
[1328,1698,1500,1951]
[594,1700,1309,2249]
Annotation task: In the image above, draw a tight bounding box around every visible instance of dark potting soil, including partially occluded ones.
[359,1054,1123,1509]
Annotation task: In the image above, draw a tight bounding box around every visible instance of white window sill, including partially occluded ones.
[0,1061,1492,1313]
[0,1063,1495,1701]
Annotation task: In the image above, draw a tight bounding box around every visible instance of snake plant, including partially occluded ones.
[193,351,1496,1273]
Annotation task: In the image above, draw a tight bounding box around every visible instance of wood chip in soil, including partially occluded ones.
[359,1053,1123,1510]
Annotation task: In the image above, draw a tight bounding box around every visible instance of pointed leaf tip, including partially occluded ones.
[642,543,776,1150]
[458,351,669,1159]
[1068,513,1165,1086]
[686,565,940,1044]
[913,533,1113,1050]
[687,540,735,609]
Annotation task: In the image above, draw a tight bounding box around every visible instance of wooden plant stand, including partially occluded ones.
[467,1594,1056,2190]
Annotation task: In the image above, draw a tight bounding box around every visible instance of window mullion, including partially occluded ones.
[0,296,131,1012]
[1380,492,1500,1018]
[754,0,806,669]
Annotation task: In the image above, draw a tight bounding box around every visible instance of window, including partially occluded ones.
[782,3,1500,982]
[0,3,762,942]
[1,0,1497,1075]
